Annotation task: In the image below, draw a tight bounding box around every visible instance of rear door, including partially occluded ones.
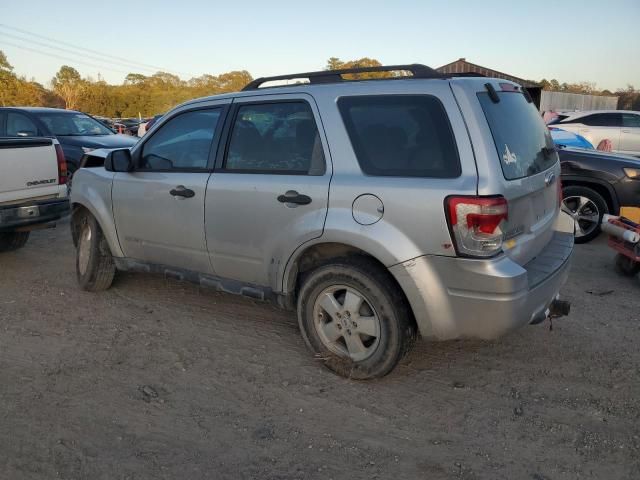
[205,93,331,288]
[456,80,561,266]
[620,113,640,155]
[112,102,228,273]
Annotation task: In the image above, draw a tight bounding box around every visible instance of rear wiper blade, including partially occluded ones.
[485,83,500,103]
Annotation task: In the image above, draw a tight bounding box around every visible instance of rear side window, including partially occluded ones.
[224,102,325,175]
[478,92,557,180]
[6,112,38,137]
[579,113,622,127]
[338,95,461,178]
[622,113,640,128]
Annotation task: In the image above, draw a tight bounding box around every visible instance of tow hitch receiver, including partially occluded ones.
[530,296,571,327]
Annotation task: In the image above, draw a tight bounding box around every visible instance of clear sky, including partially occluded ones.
[0,0,638,91]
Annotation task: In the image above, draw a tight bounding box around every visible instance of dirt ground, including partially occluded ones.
[0,220,638,480]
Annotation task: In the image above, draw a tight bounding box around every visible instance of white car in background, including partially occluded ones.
[550,110,640,156]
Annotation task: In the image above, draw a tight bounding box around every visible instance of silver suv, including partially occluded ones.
[70,64,574,379]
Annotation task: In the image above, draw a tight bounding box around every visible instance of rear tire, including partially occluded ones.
[297,256,415,380]
[0,232,30,252]
[75,211,115,292]
[562,185,609,244]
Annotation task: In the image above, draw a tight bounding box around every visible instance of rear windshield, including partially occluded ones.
[478,91,557,180]
[338,95,461,178]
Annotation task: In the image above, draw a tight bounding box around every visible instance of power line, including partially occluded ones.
[0,24,194,78]
[0,31,161,75]
[0,40,133,75]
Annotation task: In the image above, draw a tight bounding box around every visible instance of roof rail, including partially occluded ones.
[242,64,443,91]
[448,72,486,78]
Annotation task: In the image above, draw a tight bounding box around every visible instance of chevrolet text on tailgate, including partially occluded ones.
[0,137,69,252]
[70,64,574,379]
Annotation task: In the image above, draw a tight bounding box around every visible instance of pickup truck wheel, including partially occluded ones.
[561,186,608,244]
[75,213,115,291]
[297,257,415,380]
[0,232,30,252]
[615,253,640,276]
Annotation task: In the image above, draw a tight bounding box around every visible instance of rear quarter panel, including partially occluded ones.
[280,80,477,293]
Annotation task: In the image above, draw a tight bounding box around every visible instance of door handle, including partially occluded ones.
[277,190,312,205]
[170,185,195,198]
[621,129,631,133]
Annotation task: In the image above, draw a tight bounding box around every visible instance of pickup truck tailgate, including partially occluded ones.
[0,138,63,204]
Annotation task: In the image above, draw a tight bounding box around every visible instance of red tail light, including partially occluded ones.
[55,143,68,185]
[446,196,508,257]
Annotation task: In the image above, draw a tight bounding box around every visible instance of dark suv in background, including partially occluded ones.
[560,146,640,243]
[0,107,138,176]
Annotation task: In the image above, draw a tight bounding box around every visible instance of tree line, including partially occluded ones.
[1,51,639,116]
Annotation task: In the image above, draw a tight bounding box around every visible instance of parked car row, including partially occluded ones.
[0,107,138,176]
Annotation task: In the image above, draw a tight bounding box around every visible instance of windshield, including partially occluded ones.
[38,112,114,136]
[478,91,558,180]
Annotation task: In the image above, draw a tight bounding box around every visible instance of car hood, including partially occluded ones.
[561,147,640,167]
[58,134,138,149]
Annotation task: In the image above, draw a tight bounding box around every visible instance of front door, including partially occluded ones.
[205,94,331,289]
[112,104,227,274]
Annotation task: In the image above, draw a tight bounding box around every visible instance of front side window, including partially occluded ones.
[140,109,221,170]
[224,102,325,175]
[622,114,640,128]
[6,112,38,137]
[338,95,461,178]
[38,112,113,136]
[580,113,622,127]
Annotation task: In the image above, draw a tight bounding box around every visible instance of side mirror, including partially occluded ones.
[104,149,134,172]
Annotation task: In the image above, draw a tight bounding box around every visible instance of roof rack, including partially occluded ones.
[242,64,443,91]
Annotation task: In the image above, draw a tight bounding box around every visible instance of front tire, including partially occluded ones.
[297,257,415,380]
[75,212,116,292]
[562,185,609,244]
[0,232,30,252]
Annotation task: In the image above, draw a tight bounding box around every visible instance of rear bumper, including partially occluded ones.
[390,212,574,340]
[0,198,70,231]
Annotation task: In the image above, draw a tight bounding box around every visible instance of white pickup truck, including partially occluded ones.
[0,137,70,252]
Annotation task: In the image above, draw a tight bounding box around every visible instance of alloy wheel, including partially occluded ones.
[312,285,381,362]
[561,195,600,238]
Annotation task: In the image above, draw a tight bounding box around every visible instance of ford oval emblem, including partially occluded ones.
[545,172,556,187]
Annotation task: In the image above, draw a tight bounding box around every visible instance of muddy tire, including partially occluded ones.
[74,211,115,292]
[297,257,415,380]
[0,232,30,252]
